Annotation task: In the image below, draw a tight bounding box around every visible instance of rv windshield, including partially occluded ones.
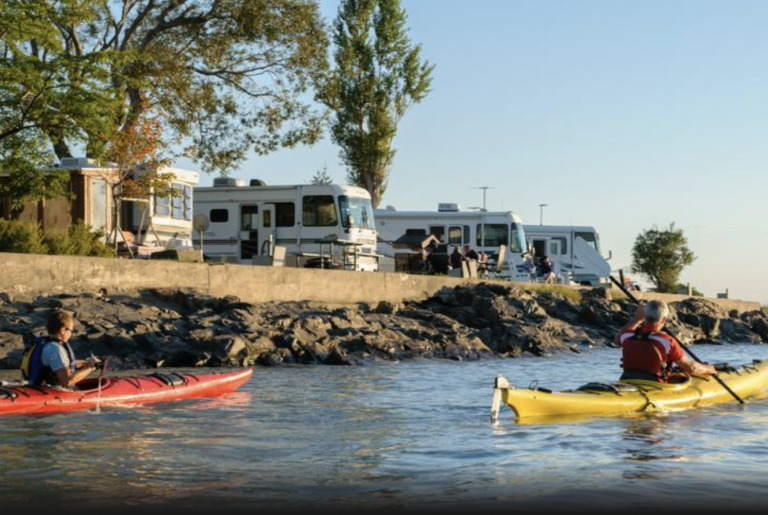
[575,231,600,253]
[339,196,375,230]
[510,223,526,253]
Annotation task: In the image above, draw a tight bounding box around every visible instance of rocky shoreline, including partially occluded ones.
[1,284,767,371]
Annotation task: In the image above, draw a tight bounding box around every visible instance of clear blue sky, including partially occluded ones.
[191,0,768,304]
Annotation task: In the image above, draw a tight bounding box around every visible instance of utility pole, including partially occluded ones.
[538,203,548,225]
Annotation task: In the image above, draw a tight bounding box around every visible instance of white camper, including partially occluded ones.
[193,180,379,271]
[523,224,611,286]
[125,166,200,249]
[374,204,530,280]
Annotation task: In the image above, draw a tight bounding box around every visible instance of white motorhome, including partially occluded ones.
[374,203,530,280]
[523,224,611,286]
[193,179,379,271]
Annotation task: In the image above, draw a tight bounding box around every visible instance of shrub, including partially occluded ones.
[43,222,115,257]
[0,219,47,254]
[0,219,114,257]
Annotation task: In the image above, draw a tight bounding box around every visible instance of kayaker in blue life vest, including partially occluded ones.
[616,300,717,383]
[25,310,101,389]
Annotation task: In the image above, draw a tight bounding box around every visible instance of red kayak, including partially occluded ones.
[0,369,253,416]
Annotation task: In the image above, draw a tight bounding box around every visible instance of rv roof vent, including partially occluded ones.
[250,179,267,187]
[438,203,460,212]
[385,205,397,211]
[213,177,245,187]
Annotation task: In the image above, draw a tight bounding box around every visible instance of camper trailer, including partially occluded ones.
[374,204,530,280]
[124,166,200,249]
[523,224,611,286]
[193,180,379,271]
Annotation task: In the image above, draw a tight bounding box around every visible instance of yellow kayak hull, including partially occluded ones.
[495,360,768,420]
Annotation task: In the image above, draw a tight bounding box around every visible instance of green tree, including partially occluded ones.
[1,0,329,203]
[321,0,433,208]
[631,224,696,293]
[310,164,333,185]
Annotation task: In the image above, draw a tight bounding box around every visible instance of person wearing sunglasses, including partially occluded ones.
[26,310,101,389]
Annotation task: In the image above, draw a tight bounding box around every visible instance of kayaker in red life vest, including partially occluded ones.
[28,310,101,389]
[616,300,717,383]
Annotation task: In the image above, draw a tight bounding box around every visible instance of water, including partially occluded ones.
[2,345,768,511]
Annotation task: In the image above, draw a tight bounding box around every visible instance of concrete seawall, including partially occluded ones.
[0,253,761,313]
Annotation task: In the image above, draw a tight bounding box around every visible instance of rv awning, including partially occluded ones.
[391,234,440,251]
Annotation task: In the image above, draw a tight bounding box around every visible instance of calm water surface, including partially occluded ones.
[2,345,768,511]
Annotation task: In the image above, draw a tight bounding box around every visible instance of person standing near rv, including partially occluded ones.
[463,244,479,261]
[23,310,101,390]
[450,246,464,270]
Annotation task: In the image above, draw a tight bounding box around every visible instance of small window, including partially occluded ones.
[241,205,258,230]
[275,202,295,227]
[210,209,229,223]
[405,228,427,236]
[172,184,184,219]
[302,195,337,227]
[155,195,170,217]
[263,210,272,228]
[448,226,463,244]
[184,186,192,221]
[553,237,567,255]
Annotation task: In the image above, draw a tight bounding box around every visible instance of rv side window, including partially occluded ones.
[184,186,192,221]
[155,195,171,217]
[275,202,295,227]
[429,226,445,243]
[241,205,258,230]
[476,224,508,247]
[448,226,462,244]
[554,237,567,255]
[302,196,337,227]
[405,229,427,236]
[172,184,184,219]
[210,209,229,223]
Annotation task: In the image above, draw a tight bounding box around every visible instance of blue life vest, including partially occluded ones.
[22,338,76,386]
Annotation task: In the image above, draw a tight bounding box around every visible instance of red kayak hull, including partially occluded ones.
[0,369,253,416]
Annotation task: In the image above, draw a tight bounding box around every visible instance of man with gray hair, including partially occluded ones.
[616,300,717,382]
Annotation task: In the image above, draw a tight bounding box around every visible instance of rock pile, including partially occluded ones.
[1,285,765,370]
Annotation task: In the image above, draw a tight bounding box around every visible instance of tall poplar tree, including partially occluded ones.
[321,0,433,208]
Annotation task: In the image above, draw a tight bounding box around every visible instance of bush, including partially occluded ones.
[0,219,114,257]
[0,219,47,254]
[44,222,115,258]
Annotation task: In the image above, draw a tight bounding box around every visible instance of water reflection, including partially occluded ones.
[620,413,685,480]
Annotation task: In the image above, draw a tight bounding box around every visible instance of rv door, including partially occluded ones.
[259,204,275,256]
[240,205,259,260]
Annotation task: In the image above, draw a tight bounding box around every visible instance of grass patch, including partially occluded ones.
[527,285,583,304]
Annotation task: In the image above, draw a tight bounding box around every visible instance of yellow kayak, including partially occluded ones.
[491,360,768,422]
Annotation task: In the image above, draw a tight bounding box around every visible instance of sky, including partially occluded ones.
[186,0,768,304]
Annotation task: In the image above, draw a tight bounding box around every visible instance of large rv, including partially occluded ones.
[193,180,379,271]
[374,204,530,280]
[523,224,611,286]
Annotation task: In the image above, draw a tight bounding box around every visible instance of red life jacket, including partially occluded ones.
[621,328,677,382]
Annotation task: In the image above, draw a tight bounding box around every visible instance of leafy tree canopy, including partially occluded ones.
[631,223,696,294]
[1,0,329,204]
